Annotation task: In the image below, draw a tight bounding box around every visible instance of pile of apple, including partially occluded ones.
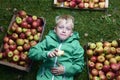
[56,0,107,9]
[0,10,44,67]
[86,40,120,80]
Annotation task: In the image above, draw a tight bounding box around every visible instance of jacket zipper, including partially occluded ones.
[52,43,62,80]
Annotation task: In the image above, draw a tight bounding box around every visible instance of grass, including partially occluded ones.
[0,0,120,80]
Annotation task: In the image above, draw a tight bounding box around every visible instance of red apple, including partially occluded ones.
[37,26,43,33]
[3,43,9,50]
[91,68,99,76]
[23,43,31,50]
[20,53,28,61]
[26,16,33,24]
[102,65,110,73]
[76,0,82,4]
[18,10,27,18]
[8,39,15,45]
[32,21,39,28]
[16,38,25,46]
[103,41,111,47]
[30,41,37,47]
[57,0,65,2]
[69,1,76,8]
[9,44,17,51]
[116,48,120,54]
[106,71,115,80]
[90,56,97,62]
[116,75,120,80]
[78,2,84,9]
[21,21,28,28]
[12,33,18,40]
[31,29,37,35]
[3,36,9,43]
[19,33,26,39]
[110,63,119,71]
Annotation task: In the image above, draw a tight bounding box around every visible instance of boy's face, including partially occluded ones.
[54,21,73,41]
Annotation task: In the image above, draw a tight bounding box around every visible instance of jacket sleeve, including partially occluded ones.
[28,39,49,61]
[64,41,85,76]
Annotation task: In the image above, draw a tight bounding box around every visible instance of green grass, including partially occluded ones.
[0,0,120,80]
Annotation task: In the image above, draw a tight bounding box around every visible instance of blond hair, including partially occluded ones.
[55,15,74,28]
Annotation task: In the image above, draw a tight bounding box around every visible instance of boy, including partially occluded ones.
[28,15,84,80]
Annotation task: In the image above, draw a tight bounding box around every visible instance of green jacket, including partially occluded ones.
[28,30,84,80]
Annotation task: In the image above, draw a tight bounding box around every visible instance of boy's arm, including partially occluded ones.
[64,42,85,76]
[28,39,49,61]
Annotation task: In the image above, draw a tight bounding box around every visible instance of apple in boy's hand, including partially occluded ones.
[57,50,64,56]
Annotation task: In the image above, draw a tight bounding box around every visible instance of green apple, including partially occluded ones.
[16,39,25,46]
[89,43,96,49]
[111,40,118,47]
[0,52,3,59]
[15,16,22,24]
[12,54,20,62]
[7,51,14,58]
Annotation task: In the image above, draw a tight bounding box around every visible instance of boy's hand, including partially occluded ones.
[48,49,58,58]
[51,63,64,75]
